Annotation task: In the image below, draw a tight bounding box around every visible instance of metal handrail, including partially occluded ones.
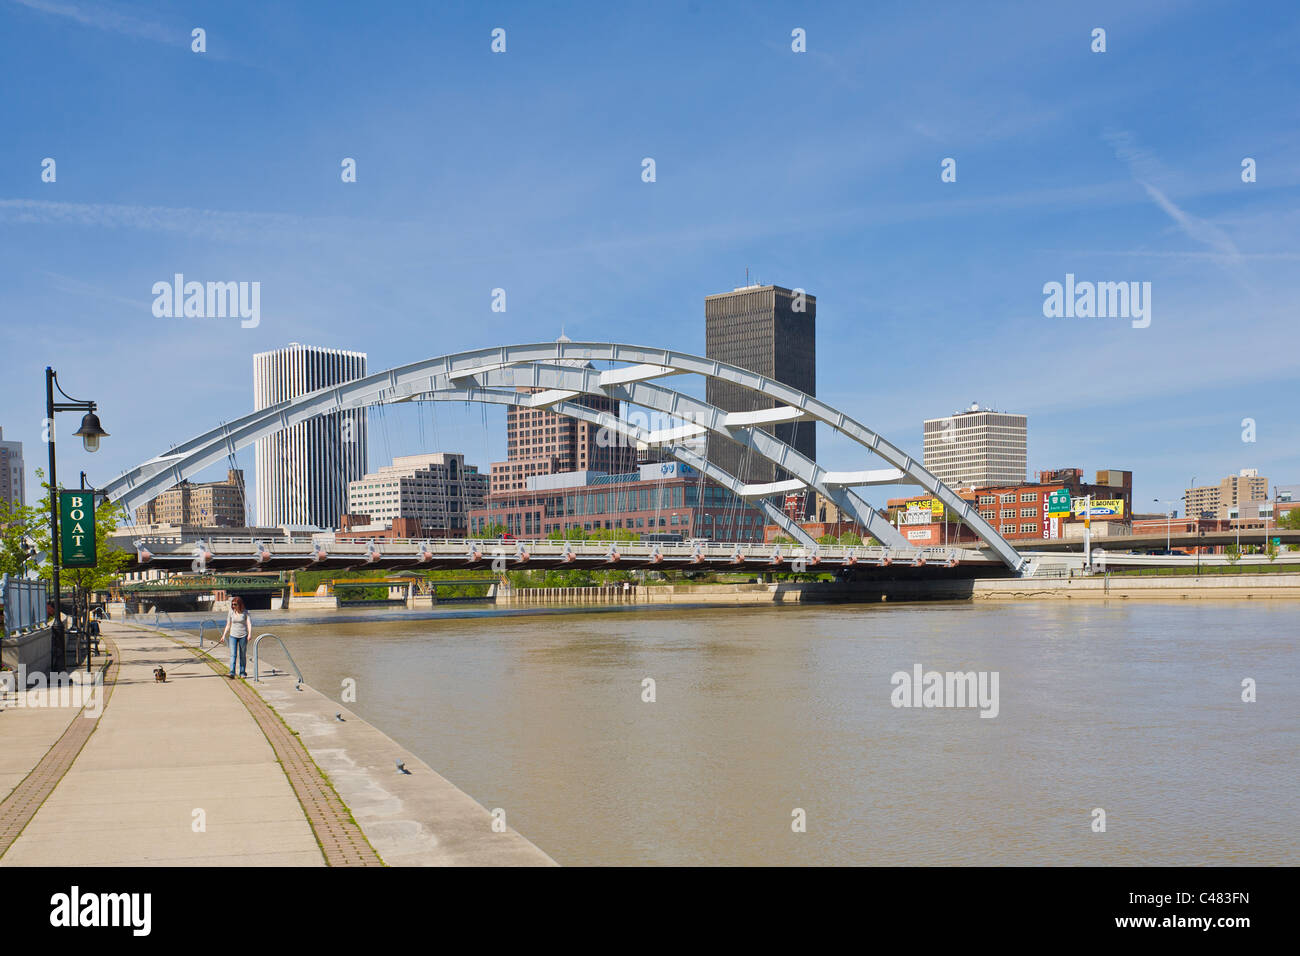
[197,618,221,648]
[251,632,303,687]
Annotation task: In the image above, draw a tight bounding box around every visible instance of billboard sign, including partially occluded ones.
[639,462,696,481]
[1072,499,1125,518]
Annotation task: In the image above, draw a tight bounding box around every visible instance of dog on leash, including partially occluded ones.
[153,666,167,683]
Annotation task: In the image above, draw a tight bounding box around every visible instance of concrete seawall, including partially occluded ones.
[972,572,1300,601]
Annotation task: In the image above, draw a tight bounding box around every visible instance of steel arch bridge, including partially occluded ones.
[101,342,1026,572]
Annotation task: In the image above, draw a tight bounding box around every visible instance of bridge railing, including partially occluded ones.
[116,535,996,565]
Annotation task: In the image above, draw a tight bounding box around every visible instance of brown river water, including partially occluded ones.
[171,600,1298,865]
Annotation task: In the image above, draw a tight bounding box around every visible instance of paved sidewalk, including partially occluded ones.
[1,624,324,866]
[0,670,91,805]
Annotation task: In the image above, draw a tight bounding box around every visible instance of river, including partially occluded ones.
[192,600,1299,865]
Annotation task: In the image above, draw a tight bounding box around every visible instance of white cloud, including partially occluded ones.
[0,197,365,244]
[10,0,177,43]
[1104,129,1244,262]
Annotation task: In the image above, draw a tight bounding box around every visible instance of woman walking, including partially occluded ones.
[219,596,251,679]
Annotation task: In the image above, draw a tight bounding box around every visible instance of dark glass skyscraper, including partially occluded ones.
[705,284,816,491]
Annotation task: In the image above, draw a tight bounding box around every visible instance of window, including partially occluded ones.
[1001,524,1016,534]
[1020,508,1036,518]
[980,510,994,520]
[1020,492,1037,502]
[1001,509,1015,518]
[978,495,996,505]
[1020,523,1038,534]
[1000,493,1016,503]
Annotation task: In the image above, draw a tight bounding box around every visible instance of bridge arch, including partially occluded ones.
[102,342,1024,571]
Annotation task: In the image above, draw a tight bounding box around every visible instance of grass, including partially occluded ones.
[1109,562,1298,577]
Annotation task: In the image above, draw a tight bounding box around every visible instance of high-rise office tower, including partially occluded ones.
[704,284,816,491]
[253,343,368,529]
[0,427,25,510]
[922,403,1027,489]
[489,335,636,493]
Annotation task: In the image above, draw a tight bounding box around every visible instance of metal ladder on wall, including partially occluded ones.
[196,622,303,688]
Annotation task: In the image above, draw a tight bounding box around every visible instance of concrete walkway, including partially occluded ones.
[0,621,555,866]
[0,673,87,805]
[1,624,324,866]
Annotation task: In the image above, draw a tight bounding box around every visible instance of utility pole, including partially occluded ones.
[1083,494,1091,572]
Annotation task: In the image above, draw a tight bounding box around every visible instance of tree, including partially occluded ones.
[1278,507,1299,551]
[0,496,42,578]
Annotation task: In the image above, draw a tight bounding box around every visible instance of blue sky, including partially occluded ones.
[2,0,1297,518]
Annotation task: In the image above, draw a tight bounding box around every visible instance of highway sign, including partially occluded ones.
[1047,489,1071,517]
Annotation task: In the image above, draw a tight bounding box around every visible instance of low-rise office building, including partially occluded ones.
[469,462,768,541]
[346,452,488,537]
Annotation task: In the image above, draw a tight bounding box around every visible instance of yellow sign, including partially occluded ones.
[909,498,944,516]
[1072,499,1125,518]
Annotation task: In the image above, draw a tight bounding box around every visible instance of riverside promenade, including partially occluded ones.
[0,622,554,867]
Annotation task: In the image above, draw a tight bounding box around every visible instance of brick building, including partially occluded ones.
[135,469,248,527]
[488,336,636,494]
[886,468,1133,545]
[470,462,767,541]
[1184,469,1269,520]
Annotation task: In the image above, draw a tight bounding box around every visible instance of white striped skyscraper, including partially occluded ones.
[253,343,368,529]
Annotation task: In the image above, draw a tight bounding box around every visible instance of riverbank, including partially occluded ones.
[972,571,1300,600]
[168,625,557,866]
[0,622,554,867]
[117,572,1300,632]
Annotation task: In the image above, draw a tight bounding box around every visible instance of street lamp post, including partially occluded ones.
[1153,498,1172,552]
[45,367,109,673]
[1264,486,1272,554]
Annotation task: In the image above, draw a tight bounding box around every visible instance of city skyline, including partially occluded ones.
[1,1,1297,522]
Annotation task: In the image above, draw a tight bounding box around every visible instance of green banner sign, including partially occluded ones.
[1047,489,1072,516]
[59,491,97,569]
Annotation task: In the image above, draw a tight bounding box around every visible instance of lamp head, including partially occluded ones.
[72,411,108,453]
